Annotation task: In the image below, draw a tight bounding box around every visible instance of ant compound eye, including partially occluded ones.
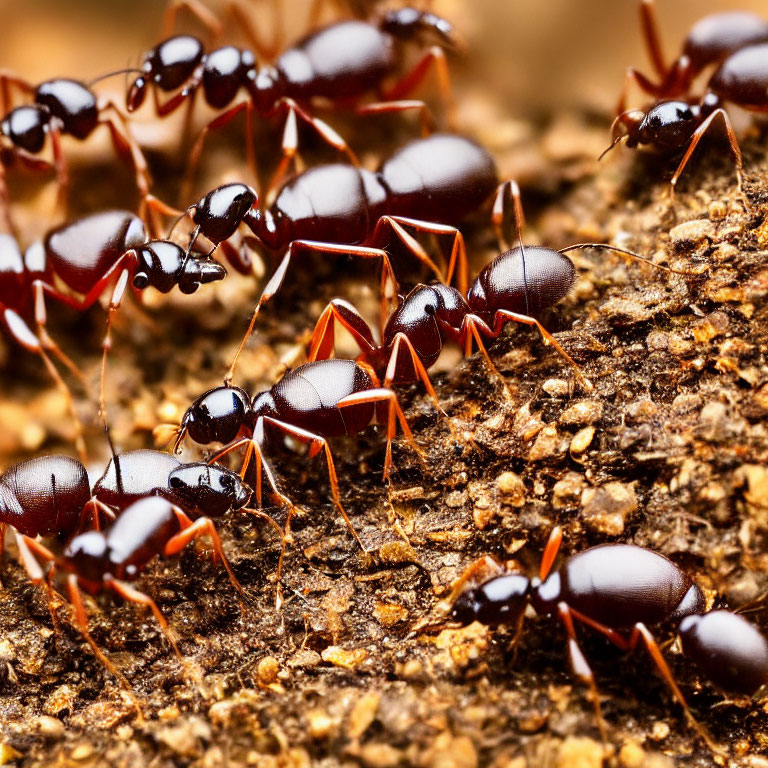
[133,272,149,289]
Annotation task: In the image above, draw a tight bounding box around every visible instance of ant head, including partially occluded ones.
[0,105,49,153]
[615,101,701,151]
[178,385,252,449]
[191,183,259,246]
[168,463,252,517]
[450,573,531,627]
[132,241,226,294]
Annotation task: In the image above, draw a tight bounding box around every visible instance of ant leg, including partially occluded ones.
[670,108,744,198]
[491,309,591,390]
[48,129,69,219]
[223,1,282,60]
[165,509,248,599]
[0,160,14,235]
[492,179,526,253]
[556,602,609,744]
[143,194,186,240]
[261,416,368,552]
[539,526,563,581]
[384,332,448,421]
[107,577,184,663]
[458,314,507,384]
[67,575,144,718]
[355,100,435,136]
[307,299,378,363]
[162,0,224,39]
[225,240,397,384]
[383,46,457,130]
[639,0,667,79]
[627,622,721,754]
[99,269,131,421]
[32,282,89,388]
[180,100,258,204]
[3,307,87,461]
[79,497,116,532]
[97,101,153,212]
[369,215,468,297]
[336,387,424,480]
[267,98,358,196]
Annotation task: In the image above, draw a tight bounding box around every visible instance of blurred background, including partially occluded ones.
[0,0,765,113]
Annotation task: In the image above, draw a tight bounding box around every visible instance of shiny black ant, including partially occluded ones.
[0,72,151,218]
[126,6,459,193]
[3,448,253,715]
[0,209,227,453]
[604,0,768,195]
[155,133,507,384]
[438,527,768,753]
[300,180,681,395]
[172,358,421,604]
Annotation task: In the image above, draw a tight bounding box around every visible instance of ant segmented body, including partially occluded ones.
[173,359,421,602]
[302,181,673,395]
[605,0,768,194]
[8,448,252,713]
[0,74,151,217]
[0,209,227,444]
[164,133,506,383]
[442,527,767,753]
[127,7,459,191]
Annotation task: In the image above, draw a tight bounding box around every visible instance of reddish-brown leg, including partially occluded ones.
[383,46,457,129]
[368,215,468,297]
[165,508,248,599]
[0,70,35,114]
[538,526,563,581]
[492,179,526,253]
[457,313,506,384]
[556,601,609,743]
[670,108,744,197]
[180,100,259,204]
[307,299,378,363]
[337,386,424,480]
[67,574,144,718]
[639,0,667,79]
[355,99,435,136]
[225,240,398,384]
[3,304,87,461]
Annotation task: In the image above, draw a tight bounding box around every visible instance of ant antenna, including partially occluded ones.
[89,68,142,87]
[103,422,124,496]
[598,134,626,162]
[558,243,692,276]
[509,180,530,317]
[173,419,189,455]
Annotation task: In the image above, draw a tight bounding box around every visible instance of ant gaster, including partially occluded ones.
[0,72,151,218]
[127,7,459,193]
[173,358,421,604]
[604,0,768,194]
[442,527,768,753]
[0,209,227,447]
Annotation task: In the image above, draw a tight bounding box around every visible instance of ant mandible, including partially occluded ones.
[172,358,422,604]
[0,71,151,218]
[0,209,227,452]
[604,0,768,195]
[301,180,679,396]
[439,527,768,753]
[126,5,459,193]
[8,448,253,716]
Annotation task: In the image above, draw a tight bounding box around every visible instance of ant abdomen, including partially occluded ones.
[0,455,90,538]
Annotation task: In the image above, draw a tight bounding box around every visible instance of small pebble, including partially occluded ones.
[669,218,714,247]
[581,482,638,536]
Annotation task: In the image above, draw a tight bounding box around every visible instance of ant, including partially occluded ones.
[604,0,768,195]
[0,209,227,452]
[158,133,506,383]
[0,71,151,218]
[439,526,768,753]
[301,180,679,396]
[172,358,422,604]
[127,6,459,193]
[5,447,253,715]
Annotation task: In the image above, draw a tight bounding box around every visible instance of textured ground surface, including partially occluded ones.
[2,3,768,768]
